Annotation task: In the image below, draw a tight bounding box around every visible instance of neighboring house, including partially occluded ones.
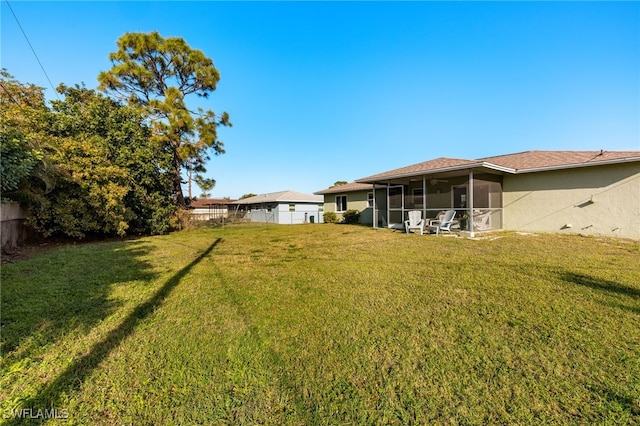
[190,198,237,221]
[353,150,640,239]
[232,190,324,224]
[314,182,375,225]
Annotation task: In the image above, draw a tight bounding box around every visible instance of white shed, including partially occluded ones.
[232,190,324,224]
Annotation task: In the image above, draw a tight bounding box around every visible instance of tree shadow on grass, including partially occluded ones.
[560,272,640,299]
[559,272,640,417]
[560,271,640,318]
[588,383,640,419]
[1,239,156,363]
[3,238,221,425]
[606,302,640,315]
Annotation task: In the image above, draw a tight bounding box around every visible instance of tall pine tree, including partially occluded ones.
[98,32,231,208]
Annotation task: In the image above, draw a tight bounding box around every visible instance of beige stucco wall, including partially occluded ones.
[503,162,640,239]
[322,190,372,224]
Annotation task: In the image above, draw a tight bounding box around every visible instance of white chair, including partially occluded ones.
[429,210,456,235]
[473,210,491,231]
[404,210,425,235]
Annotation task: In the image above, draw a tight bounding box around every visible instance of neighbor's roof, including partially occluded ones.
[357,150,640,183]
[232,190,323,205]
[190,198,236,208]
[314,182,373,195]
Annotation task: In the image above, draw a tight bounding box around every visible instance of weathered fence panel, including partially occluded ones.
[1,203,29,252]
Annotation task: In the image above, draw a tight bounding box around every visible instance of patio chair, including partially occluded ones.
[473,210,491,231]
[429,210,456,235]
[404,210,425,235]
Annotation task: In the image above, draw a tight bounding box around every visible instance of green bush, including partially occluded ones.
[323,211,338,224]
[0,129,43,196]
[341,209,360,224]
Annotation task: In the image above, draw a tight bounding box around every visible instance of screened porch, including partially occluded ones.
[370,171,503,235]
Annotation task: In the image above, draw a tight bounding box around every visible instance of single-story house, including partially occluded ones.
[314,182,375,225]
[232,190,324,224]
[190,198,237,221]
[351,150,639,239]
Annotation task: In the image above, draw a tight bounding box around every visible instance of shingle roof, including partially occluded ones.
[314,182,373,195]
[357,150,640,182]
[480,150,640,172]
[357,158,479,182]
[232,190,323,205]
[190,198,236,208]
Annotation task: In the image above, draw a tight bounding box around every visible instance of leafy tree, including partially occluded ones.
[0,70,57,203]
[0,69,48,132]
[98,32,231,208]
[30,84,175,237]
[333,181,348,187]
[2,71,177,238]
[0,129,42,197]
[240,193,256,200]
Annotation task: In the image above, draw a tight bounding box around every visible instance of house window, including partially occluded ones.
[367,192,374,208]
[289,204,295,212]
[336,195,347,212]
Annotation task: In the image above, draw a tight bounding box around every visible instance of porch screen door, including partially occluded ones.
[388,186,404,228]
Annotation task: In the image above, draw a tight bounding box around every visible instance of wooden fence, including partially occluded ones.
[1,203,29,252]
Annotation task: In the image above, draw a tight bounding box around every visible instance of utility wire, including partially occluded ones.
[4,0,60,100]
[0,80,21,104]
[0,80,29,114]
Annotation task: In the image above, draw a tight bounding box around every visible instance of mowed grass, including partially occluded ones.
[1,224,639,425]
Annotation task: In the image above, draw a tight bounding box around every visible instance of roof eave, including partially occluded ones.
[314,188,370,195]
[233,199,322,205]
[356,162,514,183]
[515,156,640,174]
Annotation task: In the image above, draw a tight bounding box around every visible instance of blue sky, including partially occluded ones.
[2,1,639,199]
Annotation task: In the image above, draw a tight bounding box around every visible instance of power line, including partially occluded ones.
[0,80,29,115]
[4,0,60,100]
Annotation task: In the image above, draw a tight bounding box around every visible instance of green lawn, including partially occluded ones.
[2,225,639,424]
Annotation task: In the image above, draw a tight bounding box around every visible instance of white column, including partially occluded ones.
[372,183,377,229]
[469,169,475,237]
